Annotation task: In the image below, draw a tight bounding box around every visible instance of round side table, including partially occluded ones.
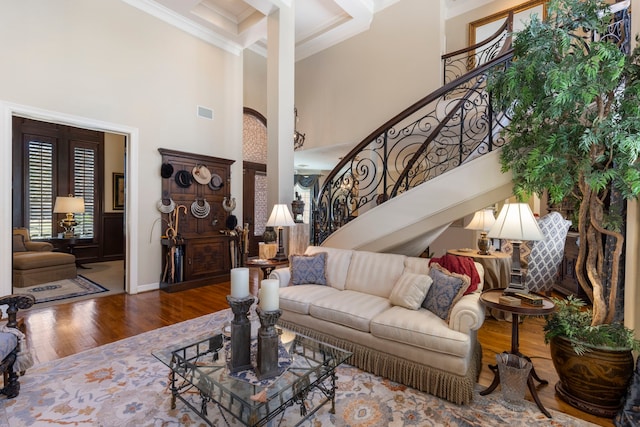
[479,288,556,418]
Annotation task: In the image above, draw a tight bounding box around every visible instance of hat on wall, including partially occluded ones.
[175,170,193,188]
[192,165,212,185]
[208,173,224,191]
[161,163,174,179]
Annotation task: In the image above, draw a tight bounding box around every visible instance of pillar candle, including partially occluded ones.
[259,279,279,311]
[230,267,249,298]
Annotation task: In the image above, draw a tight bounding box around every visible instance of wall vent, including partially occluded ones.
[197,105,214,120]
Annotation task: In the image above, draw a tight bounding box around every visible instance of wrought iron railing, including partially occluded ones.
[441,12,513,85]
[312,1,631,246]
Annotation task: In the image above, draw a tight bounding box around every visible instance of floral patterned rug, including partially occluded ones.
[0,309,595,426]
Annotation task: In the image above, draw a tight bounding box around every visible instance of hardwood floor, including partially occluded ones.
[17,271,612,426]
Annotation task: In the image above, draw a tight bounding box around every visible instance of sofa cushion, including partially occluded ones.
[371,306,470,357]
[403,256,431,275]
[13,251,76,270]
[12,235,27,252]
[305,246,353,290]
[279,284,340,315]
[422,264,471,321]
[310,290,391,332]
[389,272,432,310]
[345,251,406,298]
[290,252,327,286]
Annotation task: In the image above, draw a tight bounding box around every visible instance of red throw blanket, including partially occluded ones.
[429,253,480,295]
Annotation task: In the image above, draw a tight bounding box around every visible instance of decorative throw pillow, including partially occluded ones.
[422,263,471,321]
[389,272,433,310]
[290,252,328,286]
[12,234,27,252]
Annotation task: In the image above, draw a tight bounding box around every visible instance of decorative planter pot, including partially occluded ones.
[550,335,634,418]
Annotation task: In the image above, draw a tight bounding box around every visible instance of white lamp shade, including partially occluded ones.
[464,209,496,232]
[53,196,85,214]
[265,204,295,227]
[487,203,544,241]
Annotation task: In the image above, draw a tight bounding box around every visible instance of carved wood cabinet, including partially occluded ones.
[158,148,235,291]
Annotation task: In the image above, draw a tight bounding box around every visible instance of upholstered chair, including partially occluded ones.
[500,211,571,295]
[12,228,77,287]
[524,212,572,294]
[0,294,35,398]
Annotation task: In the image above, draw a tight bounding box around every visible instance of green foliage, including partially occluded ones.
[488,0,640,326]
[489,0,640,205]
[544,296,640,355]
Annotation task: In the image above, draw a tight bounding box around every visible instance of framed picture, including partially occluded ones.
[468,0,547,47]
[113,173,125,210]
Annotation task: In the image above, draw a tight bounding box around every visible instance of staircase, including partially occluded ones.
[312,15,514,255]
[312,3,631,256]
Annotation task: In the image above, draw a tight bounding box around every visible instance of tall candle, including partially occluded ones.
[230,267,249,298]
[259,279,279,311]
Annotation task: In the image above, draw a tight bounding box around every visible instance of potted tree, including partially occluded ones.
[489,0,640,417]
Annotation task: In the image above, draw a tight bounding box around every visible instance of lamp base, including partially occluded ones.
[269,253,288,262]
[477,232,491,255]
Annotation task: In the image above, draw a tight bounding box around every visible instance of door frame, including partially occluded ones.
[0,101,139,296]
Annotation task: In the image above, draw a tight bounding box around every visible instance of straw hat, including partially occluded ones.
[192,165,212,185]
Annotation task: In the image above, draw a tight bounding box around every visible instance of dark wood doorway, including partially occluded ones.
[243,161,267,257]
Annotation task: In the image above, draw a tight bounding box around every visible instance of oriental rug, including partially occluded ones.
[13,275,108,304]
[0,309,596,426]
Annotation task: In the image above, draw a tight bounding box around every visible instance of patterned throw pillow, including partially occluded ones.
[12,234,27,252]
[290,252,328,286]
[389,272,433,310]
[422,263,471,321]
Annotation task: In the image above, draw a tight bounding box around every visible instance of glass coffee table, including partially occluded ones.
[153,328,352,426]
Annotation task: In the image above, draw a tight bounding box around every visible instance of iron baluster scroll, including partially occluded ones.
[313,1,631,246]
[442,12,514,85]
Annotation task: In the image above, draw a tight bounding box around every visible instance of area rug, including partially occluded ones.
[0,309,596,426]
[13,275,108,304]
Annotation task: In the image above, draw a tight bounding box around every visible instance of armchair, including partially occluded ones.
[12,228,77,287]
[523,211,572,294]
[501,212,571,295]
[0,294,35,398]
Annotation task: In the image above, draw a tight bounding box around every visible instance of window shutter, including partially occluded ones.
[27,141,54,238]
[73,146,96,237]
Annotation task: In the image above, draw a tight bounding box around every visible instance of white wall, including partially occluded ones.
[294,0,444,151]
[0,0,243,294]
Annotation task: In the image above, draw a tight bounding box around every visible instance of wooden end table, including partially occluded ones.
[245,258,288,279]
[479,288,556,418]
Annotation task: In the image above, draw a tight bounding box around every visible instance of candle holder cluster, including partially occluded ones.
[255,307,282,380]
[226,268,282,380]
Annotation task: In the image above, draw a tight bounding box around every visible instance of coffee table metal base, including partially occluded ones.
[155,332,351,427]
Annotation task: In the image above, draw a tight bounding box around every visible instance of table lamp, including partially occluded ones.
[487,203,544,294]
[265,204,296,261]
[465,209,496,255]
[53,195,85,238]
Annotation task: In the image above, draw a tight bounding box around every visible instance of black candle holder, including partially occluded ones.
[255,307,282,380]
[226,295,255,373]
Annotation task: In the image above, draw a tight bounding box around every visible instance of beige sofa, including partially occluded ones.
[12,228,77,287]
[270,246,486,405]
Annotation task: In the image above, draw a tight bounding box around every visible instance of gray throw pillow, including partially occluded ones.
[422,264,471,321]
[290,252,327,286]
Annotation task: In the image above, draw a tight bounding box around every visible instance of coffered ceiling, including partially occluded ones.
[124,0,401,60]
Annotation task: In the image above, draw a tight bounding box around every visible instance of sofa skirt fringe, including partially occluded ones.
[278,319,482,405]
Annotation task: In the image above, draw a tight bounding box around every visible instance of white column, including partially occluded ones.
[266,3,295,208]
